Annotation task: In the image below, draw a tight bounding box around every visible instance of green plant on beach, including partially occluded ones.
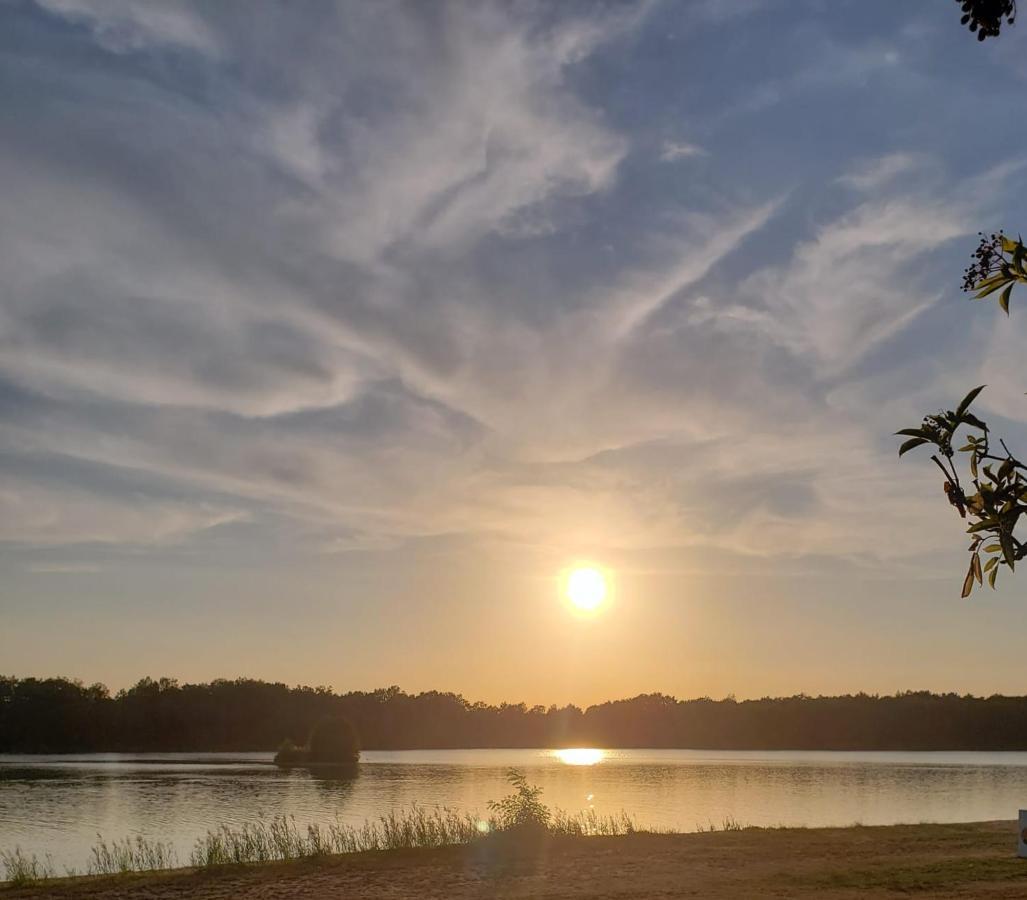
[487,768,551,832]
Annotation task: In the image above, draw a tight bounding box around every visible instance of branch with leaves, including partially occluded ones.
[963,232,1027,314]
[898,233,1027,596]
[955,0,1016,41]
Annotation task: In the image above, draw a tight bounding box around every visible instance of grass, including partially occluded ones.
[0,807,652,887]
[190,804,645,868]
[0,769,661,887]
[89,835,177,875]
[695,816,746,833]
[799,857,1027,892]
[2,836,178,886]
[190,807,487,866]
[0,849,56,887]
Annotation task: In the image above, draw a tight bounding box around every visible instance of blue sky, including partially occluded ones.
[4,0,1027,703]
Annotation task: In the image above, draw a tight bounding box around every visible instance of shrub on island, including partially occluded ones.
[274,716,360,771]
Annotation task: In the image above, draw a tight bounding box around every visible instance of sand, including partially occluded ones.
[7,821,1027,899]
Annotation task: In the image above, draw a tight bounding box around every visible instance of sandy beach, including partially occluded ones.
[6,821,1027,899]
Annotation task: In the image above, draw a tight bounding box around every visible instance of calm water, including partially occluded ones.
[4,749,1027,871]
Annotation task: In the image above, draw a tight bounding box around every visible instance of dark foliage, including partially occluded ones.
[899,235,1027,595]
[487,768,550,832]
[10,676,1027,752]
[272,716,360,769]
[955,0,1016,40]
[272,738,305,767]
[307,715,360,763]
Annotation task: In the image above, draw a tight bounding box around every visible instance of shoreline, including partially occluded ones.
[4,821,1026,899]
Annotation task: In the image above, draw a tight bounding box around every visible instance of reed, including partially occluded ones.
[88,835,178,875]
[0,848,57,886]
[549,807,640,836]
[1,770,669,885]
[695,816,750,833]
[189,806,491,866]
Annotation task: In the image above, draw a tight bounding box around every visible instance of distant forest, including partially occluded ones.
[6,676,1027,753]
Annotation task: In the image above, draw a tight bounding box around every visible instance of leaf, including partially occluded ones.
[956,385,987,419]
[984,544,1002,553]
[1000,284,1013,315]
[989,566,999,589]
[962,413,988,431]
[973,553,983,585]
[1000,530,1016,571]
[984,556,999,572]
[976,278,1011,299]
[895,428,931,439]
[962,561,976,598]
[898,437,929,456]
[975,273,1006,291]
[1002,236,1018,253]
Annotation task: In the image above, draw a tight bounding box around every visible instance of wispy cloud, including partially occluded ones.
[836,153,921,191]
[659,140,707,162]
[34,0,220,55]
[1,0,1024,582]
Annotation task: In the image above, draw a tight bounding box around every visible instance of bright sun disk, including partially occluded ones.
[565,566,608,612]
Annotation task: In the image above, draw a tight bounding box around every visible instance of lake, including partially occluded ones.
[4,749,1027,872]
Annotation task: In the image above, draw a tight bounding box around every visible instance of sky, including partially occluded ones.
[4,0,1027,705]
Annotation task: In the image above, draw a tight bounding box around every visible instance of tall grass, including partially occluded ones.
[190,807,488,866]
[1,848,56,887]
[695,816,749,833]
[188,804,644,869]
[88,834,177,875]
[0,769,666,886]
[0,806,651,886]
[550,807,641,836]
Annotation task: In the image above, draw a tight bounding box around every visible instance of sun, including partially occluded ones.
[564,566,608,613]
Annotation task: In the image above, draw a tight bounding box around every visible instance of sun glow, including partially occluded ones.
[563,566,609,613]
[554,748,604,766]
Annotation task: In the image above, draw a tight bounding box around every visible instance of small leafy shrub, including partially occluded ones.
[487,769,551,832]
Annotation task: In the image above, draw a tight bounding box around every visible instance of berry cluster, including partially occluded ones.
[957,0,1016,40]
[962,232,1006,292]
[921,413,954,458]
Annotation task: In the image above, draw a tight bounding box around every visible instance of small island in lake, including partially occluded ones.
[274,716,360,771]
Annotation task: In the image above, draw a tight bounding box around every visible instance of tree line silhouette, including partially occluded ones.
[7,676,1027,752]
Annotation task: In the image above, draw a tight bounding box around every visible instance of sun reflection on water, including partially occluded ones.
[554,748,604,766]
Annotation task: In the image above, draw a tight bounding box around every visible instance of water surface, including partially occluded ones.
[3,749,1027,871]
